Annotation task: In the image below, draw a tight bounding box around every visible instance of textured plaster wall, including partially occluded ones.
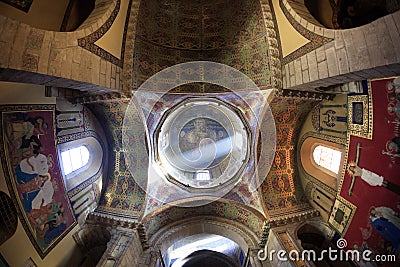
[271,0,309,57]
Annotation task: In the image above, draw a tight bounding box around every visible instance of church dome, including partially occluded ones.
[155,98,251,192]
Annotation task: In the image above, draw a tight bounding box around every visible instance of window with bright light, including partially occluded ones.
[195,170,210,181]
[61,146,90,175]
[312,145,342,174]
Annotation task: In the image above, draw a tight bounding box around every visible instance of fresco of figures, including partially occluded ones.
[1,108,75,257]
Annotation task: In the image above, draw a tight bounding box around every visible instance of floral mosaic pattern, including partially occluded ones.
[136,0,266,50]
[132,0,273,92]
[132,36,272,92]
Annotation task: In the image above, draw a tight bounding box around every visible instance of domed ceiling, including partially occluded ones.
[155,98,250,191]
[86,0,316,235]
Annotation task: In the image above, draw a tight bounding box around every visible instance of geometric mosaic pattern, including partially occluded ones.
[133,0,274,92]
[87,99,147,219]
[133,36,272,92]
[142,200,265,239]
[261,96,319,218]
[0,191,17,245]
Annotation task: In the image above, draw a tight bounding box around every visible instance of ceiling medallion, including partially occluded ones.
[154,97,251,192]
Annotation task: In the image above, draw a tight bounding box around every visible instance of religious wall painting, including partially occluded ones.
[383,77,400,163]
[337,77,400,261]
[366,205,400,255]
[179,118,230,165]
[23,257,37,267]
[0,0,33,12]
[0,106,76,258]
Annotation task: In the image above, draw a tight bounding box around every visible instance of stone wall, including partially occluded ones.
[0,0,125,93]
[282,0,400,91]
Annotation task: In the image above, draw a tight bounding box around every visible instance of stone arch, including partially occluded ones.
[280,0,400,91]
[147,216,263,267]
[0,0,141,94]
[294,220,335,242]
[300,136,345,189]
[0,191,18,245]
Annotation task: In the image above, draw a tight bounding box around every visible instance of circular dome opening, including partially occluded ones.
[154,98,251,192]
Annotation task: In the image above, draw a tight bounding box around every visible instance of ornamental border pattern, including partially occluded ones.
[279,0,333,65]
[261,0,282,88]
[347,82,373,139]
[328,195,357,236]
[77,0,133,68]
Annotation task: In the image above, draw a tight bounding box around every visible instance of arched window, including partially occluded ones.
[58,136,104,192]
[300,136,344,189]
[61,146,90,175]
[312,145,342,174]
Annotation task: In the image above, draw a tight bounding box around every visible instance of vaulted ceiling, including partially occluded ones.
[86,0,320,232]
[132,0,276,92]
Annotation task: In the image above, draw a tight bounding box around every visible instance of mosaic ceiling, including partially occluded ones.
[132,0,277,92]
[135,0,266,50]
[260,96,319,219]
[80,0,320,233]
[142,199,265,239]
[87,99,147,219]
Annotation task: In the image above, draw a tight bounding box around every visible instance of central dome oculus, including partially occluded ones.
[154,98,250,191]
